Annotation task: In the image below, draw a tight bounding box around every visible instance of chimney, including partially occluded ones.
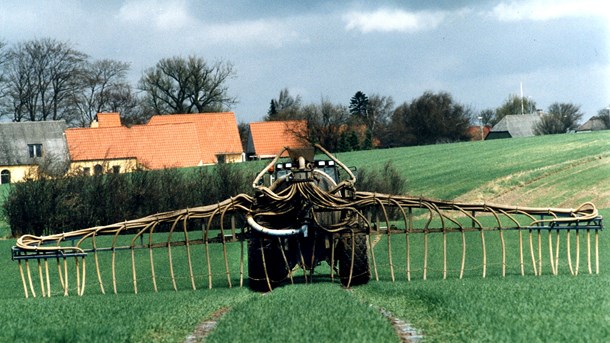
[95,113,122,128]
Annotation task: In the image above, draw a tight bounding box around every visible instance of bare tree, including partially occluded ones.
[237,121,249,151]
[593,107,610,129]
[139,55,237,115]
[534,102,583,135]
[0,40,8,104]
[265,88,303,121]
[477,108,495,126]
[492,94,537,126]
[301,98,350,151]
[68,59,132,127]
[365,94,394,144]
[0,40,8,118]
[105,83,143,125]
[2,38,87,122]
[0,39,6,67]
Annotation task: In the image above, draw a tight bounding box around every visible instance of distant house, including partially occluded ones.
[65,112,243,175]
[246,120,308,159]
[576,118,607,132]
[486,113,542,140]
[0,121,70,184]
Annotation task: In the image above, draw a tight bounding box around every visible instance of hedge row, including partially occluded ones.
[2,164,255,237]
[2,161,407,237]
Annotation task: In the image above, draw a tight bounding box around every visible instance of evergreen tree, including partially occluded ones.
[267,99,278,118]
[349,91,368,118]
[361,130,373,150]
[348,130,360,151]
[337,132,350,152]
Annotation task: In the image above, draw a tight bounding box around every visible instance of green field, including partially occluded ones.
[0,184,11,238]
[0,131,608,342]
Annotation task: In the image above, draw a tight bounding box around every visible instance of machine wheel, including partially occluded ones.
[248,236,289,292]
[338,232,370,287]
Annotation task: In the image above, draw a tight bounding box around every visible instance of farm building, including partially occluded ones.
[65,112,243,175]
[246,120,308,159]
[486,113,542,139]
[576,117,608,132]
[0,121,70,184]
[147,112,244,164]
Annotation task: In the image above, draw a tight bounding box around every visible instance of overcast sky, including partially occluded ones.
[1,0,608,123]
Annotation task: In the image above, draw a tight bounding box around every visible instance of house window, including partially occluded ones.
[216,154,226,164]
[0,170,10,184]
[94,164,103,175]
[28,144,43,158]
[112,165,120,174]
[83,167,91,176]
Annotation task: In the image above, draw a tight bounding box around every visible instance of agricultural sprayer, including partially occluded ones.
[11,145,604,297]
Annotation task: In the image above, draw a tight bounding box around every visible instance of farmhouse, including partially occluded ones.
[246,120,308,159]
[65,112,243,174]
[148,112,243,164]
[486,113,542,139]
[576,117,608,132]
[0,121,70,184]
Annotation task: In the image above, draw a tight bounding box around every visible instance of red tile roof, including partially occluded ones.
[148,112,243,164]
[248,120,308,157]
[467,125,491,140]
[66,112,244,169]
[66,122,203,169]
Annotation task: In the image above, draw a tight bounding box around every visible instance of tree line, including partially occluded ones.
[1,37,608,151]
[264,88,609,152]
[0,38,235,127]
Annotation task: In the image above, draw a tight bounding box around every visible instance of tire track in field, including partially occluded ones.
[185,307,230,343]
[378,307,424,343]
[347,287,424,343]
[458,154,610,207]
[493,154,610,208]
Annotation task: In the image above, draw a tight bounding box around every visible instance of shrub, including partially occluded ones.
[2,161,408,236]
[355,161,407,195]
[2,165,256,237]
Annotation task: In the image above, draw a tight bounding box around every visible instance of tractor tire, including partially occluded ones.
[248,236,289,292]
[338,232,370,287]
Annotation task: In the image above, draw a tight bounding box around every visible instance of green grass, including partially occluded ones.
[339,131,610,205]
[206,284,399,343]
[352,209,610,342]
[0,184,11,238]
[354,272,610,342]
[0,276,253,343]
[0,132,608,342]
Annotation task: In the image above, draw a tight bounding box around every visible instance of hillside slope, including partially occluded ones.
[338,131,610,209]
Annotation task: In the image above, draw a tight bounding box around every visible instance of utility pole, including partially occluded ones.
[520,82,524,115]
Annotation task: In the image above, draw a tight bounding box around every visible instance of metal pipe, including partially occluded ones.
[247,215,304,237]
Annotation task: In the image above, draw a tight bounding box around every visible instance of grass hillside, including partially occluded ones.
[0,131,608,342]
[340,131,610,208]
